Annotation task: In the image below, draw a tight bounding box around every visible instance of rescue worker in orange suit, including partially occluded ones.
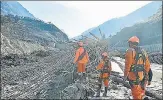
[73,41,89,81]
[96,52,112,97]
[124,36,150,100]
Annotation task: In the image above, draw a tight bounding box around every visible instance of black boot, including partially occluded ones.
[143,96,149,100]
[83,73,86,81]
[96,84,102,97]
[103,87,108,97]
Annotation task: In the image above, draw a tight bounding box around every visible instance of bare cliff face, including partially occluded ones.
[1,1,35,18]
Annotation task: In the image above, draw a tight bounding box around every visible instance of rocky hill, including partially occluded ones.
[108,6,162,53]
[1,14,69,56]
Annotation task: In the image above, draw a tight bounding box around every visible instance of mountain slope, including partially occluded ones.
[1,1,69,56]
[72,27,95,40]
[108,6,162,53]
[1,1,35,18]
[77,1,162,39]
[1,15,69,55]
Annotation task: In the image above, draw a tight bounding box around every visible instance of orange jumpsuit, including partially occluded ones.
[74,47,89,73]
[124,48,150,99]
[96,59,112,87]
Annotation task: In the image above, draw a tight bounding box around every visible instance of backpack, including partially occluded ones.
[76,48,86,62]
[101,59,111,74]
[130,47,147,84]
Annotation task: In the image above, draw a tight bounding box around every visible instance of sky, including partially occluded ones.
[18,1,152,38]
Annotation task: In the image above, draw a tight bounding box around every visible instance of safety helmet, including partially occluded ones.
[128,36,139,43]
[78,41,83,47]
[102,52,108,57]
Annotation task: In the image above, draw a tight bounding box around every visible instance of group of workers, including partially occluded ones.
[73,36,153,99]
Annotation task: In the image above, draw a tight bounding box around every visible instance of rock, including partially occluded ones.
[111,84,118,90]
[61,83,86,99]
[121,87,128,93]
